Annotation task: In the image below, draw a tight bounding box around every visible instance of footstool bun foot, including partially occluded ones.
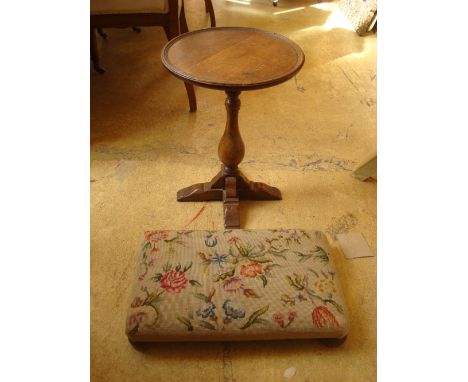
[319,335,348,347]
[128,338,152,351]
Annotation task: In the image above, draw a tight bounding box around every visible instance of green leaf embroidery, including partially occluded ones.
[301,230,311,239]
[143,241,151,251]
[250,257,272,264]
[147,290,164,305]
[194,293,210,302]
[286,275,303,290]
[269,250,288,260]
[142,288,163,306]
[286,276,299,290]
[175,264,181,272]
[189,280,202,287]
[308,268,320,278]
[198,321,216,330]
[298,254,312,263]
[176,316,193,331]
[305,289,343,314]
[183,262,193,272]
[162,262,172,272]
[324,299,344,314]
[247,250,267,258]
[214,268,235,282]
[315,254,329,263]
[305,288,320,301]
[257,274,268,288]
[238,246,249,257]
[313,246,329,264]
[151,273,163,282]
[240,305,270,330]
[294,251,312,263]
[294,274,304,286]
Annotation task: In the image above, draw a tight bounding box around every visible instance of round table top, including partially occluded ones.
[161,27,305,91]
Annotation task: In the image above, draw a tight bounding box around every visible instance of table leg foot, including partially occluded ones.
[177,169,281,227]
[230,170,282,200]
[177,182,223,201]
[223,177,240,228]
[177,170,281,202]
[239,180,282,200]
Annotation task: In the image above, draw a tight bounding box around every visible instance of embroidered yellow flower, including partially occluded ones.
[313,278,337,294]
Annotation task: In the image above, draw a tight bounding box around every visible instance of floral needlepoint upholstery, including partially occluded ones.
[126,229,349,342]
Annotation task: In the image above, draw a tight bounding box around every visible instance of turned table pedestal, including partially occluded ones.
[161,27,304,228]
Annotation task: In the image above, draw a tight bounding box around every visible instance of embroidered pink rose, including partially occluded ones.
[240,262,263,278]
[144,230,169,242]
[311,306,340,328]
[227,236,241,245]
[128,312,146,327]
[223,277,244,294]
[160,270,188,293]
[144,230,169,254]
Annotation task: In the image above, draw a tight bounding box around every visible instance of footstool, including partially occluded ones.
[126,229,349,342]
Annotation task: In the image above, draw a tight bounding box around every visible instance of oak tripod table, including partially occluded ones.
[161,27,305,228]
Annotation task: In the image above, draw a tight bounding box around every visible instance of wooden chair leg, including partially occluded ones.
[163,25,171,40]
[90,27,105,74]
[170,1,196,112]
[204,0,216,27]
[184,82,197,112]
[180,1,189,34]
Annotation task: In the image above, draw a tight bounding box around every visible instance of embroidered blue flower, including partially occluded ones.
[211,253,228,268]
[222,300,245,321]
[196,302,216,319]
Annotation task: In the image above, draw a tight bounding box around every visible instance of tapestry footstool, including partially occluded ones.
[126,229,349,342]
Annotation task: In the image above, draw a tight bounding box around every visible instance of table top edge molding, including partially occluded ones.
[161,26,305,91]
